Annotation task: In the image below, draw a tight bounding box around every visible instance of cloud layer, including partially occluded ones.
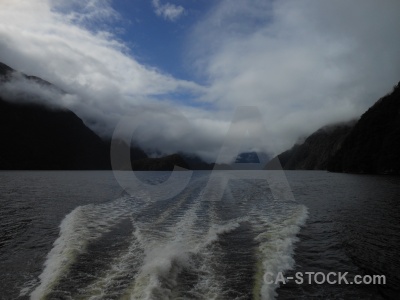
[1,0,400,162]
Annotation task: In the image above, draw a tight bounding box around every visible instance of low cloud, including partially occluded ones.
[188,0,400,152]
[152,0,185,22]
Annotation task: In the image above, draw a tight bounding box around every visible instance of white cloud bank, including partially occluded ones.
[1,0,400,162]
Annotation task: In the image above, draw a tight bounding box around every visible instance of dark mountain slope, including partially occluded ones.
[271,81,400,174]
[328,82,400,174]
[0,62,13,77]
[179,153,233,170]
[131,154,190,171]
[0,62,118,169]
[0,96,113,170]
[275,122,355,170]
[179,153,216,170]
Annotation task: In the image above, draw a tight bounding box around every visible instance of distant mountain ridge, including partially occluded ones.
[0,62,237,171]
[3,61,398,173]
[273,82,400,174]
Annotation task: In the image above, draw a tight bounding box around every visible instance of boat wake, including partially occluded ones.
[29,172,308,300]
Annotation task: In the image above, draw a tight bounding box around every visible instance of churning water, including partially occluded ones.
[0,171,399,299]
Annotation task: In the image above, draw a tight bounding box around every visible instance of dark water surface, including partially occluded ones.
[0,171,399,299]
[279,172,400,300]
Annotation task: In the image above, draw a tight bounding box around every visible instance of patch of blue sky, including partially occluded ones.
[110,0,215,82]
[52,0,216,105]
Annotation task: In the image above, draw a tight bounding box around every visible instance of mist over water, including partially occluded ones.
[0,171,399,299]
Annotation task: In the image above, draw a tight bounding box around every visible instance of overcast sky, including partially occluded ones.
[0,0,400,162]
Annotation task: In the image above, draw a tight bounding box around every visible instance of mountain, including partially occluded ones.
[179,153,234,170]
[7,60,398,173]
[328,82,400,174]
[0,95,114,170]
[131,154,190,171]
[0,62,56,89]
[179,153,216,170]
[235,151,269,163]
[275,122,355,170]
[233,151,270,169]
[0,62,13,77]
[0,62,190,170]
[272,81,400,174]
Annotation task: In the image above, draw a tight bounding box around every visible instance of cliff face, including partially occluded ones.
[0,62,13,77]
[0,62,124,170]
[276,122,354,170]
[275,82,400,174]
[0,95,114,170]
[328,82,400,174]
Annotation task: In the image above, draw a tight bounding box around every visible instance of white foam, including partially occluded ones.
[29,173,309,300]
[187,217,251,299]
[255,205,309,300]
[30,196,141,299]
[203,216,249,246]
[128,196,203,299]
[127,186,245,299]
[85,224,144,299]
[19,278,38,297]
[31,205,87,299]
